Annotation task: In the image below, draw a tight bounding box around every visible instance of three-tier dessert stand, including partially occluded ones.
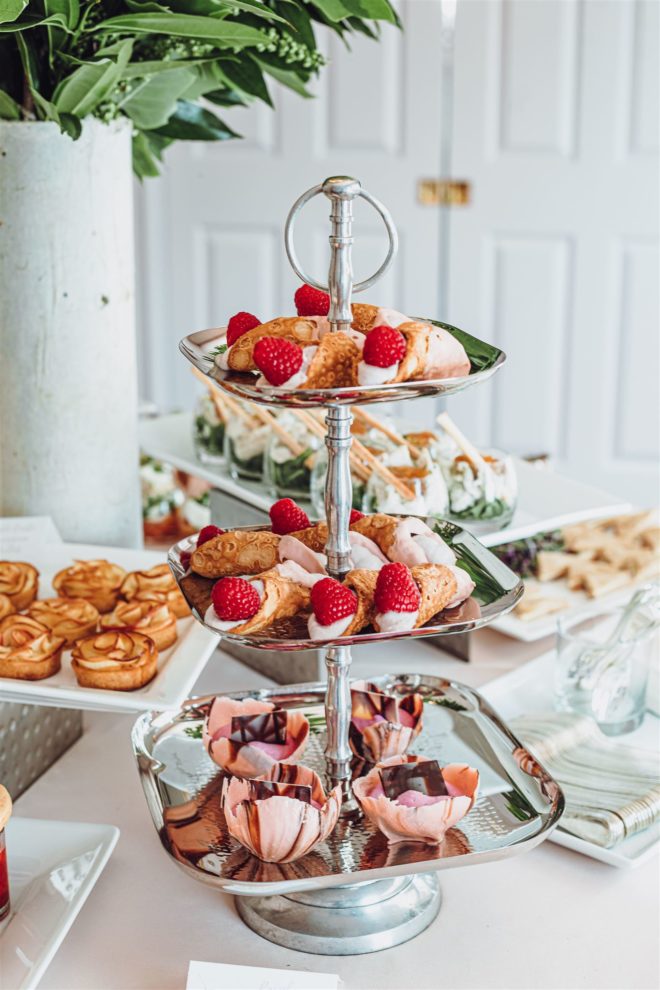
[133,177,563,955]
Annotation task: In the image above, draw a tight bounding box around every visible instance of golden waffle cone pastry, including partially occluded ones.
[225,570,310,635]
[71,630,158,691]
[121,563,189,618]
[191,531,281,578]
[350,514,399,558]
[410,564,458,626]
[52,559,126,613]
[343,569,378,634]
[28,598,99,647]
[0,614,65,680]
[101,599,178,651]
[0,561,40,611]
[302,333,359,389]
[227,317,320,372]
[396,321,470,381]
[289,522,328,553]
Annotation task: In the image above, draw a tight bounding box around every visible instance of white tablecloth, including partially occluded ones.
[14,631,660,990]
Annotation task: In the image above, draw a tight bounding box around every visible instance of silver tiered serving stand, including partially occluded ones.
[133,177,563,955]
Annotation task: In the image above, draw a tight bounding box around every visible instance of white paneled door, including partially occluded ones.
[136,0,445,415]
[136,0,659,504]
[447,0,659,504]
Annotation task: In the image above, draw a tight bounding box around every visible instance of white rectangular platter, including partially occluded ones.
[139,411,630,543]
[1,817,119,990]
[481,651,660,868]
[0,543,219,714]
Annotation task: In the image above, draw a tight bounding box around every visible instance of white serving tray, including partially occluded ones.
[0,542,219,714]
[139,412,630,544]
[482,652,660,868]
[1,817,119,990]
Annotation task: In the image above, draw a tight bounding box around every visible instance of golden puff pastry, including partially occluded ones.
[53,560,126,613]
[120,563,189,618]
[28,598,100,648]
[0,593,15,622]
[0,613,65,680]
[101,599,177,652]
[71,630,158,691]
[0,561,39,611]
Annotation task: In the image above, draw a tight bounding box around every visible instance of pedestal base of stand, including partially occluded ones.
[235,874,441,955]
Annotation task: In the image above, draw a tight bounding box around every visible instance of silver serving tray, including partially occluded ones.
[179,323,506,408]
[169,519,523,651]
[132,674,564,897]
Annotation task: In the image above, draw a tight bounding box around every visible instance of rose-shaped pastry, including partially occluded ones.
[0,614,65,680]
[203,697,309,778]
[0,594,15,622]
[0,561,39,611]
[100,599,177,651]
[353,755,479,844]
[222,763,341,863]
[28,598,99,647]
[349,680,424,763]
[71,630,158,691]
[120,564,189,618]
[53,560,126,613]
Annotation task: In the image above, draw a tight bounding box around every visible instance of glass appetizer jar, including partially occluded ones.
[264,412,321,500]
[364,447,449,518]
[444,448,517,532]
[0,784,11,922]
[224,408,269,482]
[193,392,225,464]
[140,456,184,539]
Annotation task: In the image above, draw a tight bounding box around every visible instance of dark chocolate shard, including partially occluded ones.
[249,780,312,803]
[229,710,288,745]
[351,686,399,724]
[379,760,448,799]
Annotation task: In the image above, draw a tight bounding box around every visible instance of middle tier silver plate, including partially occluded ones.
[168,519,523,651]
[132,674,564,897]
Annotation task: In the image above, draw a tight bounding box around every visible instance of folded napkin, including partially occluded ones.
[511,712,660,848]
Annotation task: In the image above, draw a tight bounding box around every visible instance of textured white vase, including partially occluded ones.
[0,118,141,547]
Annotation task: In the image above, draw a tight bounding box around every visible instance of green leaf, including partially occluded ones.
[341,0,397,23]
[132,130,162,179]
[258,60,314,98]
[419,318,505,374]
[121,58,213,79]
[43,0,80,29]
[204,87,247,108]
[150,99,240,140]
[93,14,269,48]
[218,55,271,107]
[0,0,27,24]
[166,0,287,23]
[58,111,82,138]
[122,66,195,129]
[53,40,133,116]
[309,0,351,22]
[274,0,315,49]
[0,87,20,118]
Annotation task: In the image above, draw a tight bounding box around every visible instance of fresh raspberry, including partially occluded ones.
[295,284,330,317]
[349,509,365,524]
[310,578,357,626]
[374,563,421,613]
[253,337,304,386]
[197,525,224,547]
[269,498,311,535]
[363,325,407,368]
[211,577,261,621]
[180,550,192,570]
[227,311,261,347]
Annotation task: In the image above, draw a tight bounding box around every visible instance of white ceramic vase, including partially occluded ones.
[0,118,142,547]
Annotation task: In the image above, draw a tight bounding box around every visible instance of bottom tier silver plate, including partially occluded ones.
[132,674,564,898]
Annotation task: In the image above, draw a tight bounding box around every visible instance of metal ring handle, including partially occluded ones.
[284,183,398,295]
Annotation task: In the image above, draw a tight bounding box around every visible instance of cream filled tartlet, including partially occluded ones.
[353,755,479,844]
[222,763,341,863]
[203,697,309,777]
[349,680,423,762]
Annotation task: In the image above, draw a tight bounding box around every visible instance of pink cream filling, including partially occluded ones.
[211,723,299,760]
[369,781,463,805]
[352,709,415,733]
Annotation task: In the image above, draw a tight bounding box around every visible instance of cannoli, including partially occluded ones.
[204,567,313,635]
[191,530,281,578]
[307,573,377,640]
[223,316,321,372]
[253,333,359,389]
[357,321,471,386]
[371,562,458,633]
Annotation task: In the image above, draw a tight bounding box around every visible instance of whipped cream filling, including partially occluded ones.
[205,580,265,631]
[215,347,231,371]
[348,532,388,571]
[357,361,399,386]
[308,612,354,641]
[278,535,327,575]
[275,560,325,588]
[390,519,456,567]
[374,609,418,633]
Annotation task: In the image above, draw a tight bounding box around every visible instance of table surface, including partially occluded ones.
[13,629,660,990]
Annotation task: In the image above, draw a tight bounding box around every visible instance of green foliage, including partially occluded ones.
[0,0,397,177]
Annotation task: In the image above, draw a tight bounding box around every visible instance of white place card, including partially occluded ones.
[0,515,62,555]
[187,960,339,990]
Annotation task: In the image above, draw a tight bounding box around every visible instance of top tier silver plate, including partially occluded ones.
[179,320,506,409]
